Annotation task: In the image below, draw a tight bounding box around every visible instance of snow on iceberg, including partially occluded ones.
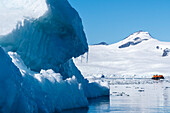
[0,0,109,112]
[0,0,48,35]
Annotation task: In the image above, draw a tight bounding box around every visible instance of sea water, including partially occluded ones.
[63,78,170,113]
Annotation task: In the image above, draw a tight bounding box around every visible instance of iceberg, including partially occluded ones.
[0,50,88,113]
[0,0,109,112]
[0,48,22,113]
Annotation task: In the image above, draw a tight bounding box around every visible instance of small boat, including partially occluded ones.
[152,75,164,80]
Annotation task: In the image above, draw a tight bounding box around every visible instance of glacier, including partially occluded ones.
[0,0,109,112]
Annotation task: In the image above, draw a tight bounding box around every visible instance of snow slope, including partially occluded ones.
[74,31,170,78]
[0,0,109,112]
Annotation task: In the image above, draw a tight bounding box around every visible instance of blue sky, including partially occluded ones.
[68,0,170,45]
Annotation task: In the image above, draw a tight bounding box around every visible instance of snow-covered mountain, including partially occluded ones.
[74,31,170,78]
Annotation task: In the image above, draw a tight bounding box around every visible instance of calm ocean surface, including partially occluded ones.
[63,78,170,113]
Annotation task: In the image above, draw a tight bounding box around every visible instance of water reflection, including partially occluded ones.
[110,80,170,113]
[62,107,89,113]
[88,96,110,112]
[62,96,109,113]
[63,79,170,113]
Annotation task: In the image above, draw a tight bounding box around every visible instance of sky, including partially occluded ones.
[68,0,170,45]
